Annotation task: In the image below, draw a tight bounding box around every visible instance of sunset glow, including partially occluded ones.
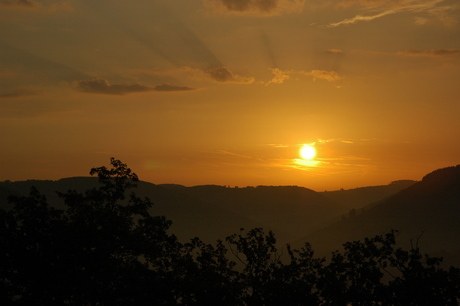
[1,0,459,191]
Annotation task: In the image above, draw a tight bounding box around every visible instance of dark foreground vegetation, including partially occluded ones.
[1,159,459,305]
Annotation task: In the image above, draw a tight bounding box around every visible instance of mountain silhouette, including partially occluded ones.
[299,165,460,266]
[0,178,262,243]
[320,180,416,210]
[0,179,344,243]
[164,184,342,242]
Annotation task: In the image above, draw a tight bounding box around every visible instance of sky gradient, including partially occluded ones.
[1,0,459,191]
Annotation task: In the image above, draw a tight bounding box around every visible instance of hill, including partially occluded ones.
[320,180,416,211]
[0,172,442,247]
[0,179,344,243]
[299,165,460,266]
[159,184,343,242]
[0,178,260,243]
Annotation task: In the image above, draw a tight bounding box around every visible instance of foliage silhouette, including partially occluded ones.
[0,158,459,305]
[1,158,180,304]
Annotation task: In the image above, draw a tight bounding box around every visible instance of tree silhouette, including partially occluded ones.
[170,237,242,305]
[1,158,459,305]
[317,230,460,305]
[0,158,180,304]
[0,186,68,304]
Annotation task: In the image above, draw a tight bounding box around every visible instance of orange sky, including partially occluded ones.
[1,0,459,191]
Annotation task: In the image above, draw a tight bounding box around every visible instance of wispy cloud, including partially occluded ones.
[154,84,195,92]
[216,140,374,176]
[327,9,395,27]
[398,48,460,57]
[264,68,342,85]
[316,138,354,144]
[267,143,290,148]
[265,68,291,85]
[327,49,344,54]
[205,0,306,16]
[306,70,342,82]
[185,66,255,84]
[131,66,254,85]
[327,0,457,27]
[289,138,376,172]
[207,66,254,83]
[74,79,194,95]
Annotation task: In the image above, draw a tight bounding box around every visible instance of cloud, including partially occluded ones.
[156,66,340,87]
[335,0,444,10]
[223,0,275,12]
[327,9,396,27]
[205,0,306,16]
[336,0,403,9]
[207,66,236,82]
[305,70,342,82]
[207,66,255,83]
[398,49,460,57]
[414,16,430,25]
[262,68,342,85]
[265,68,291,85]
[327,0,457,27]
[75,79,194,95]
[134,66,254,85]
[153,84,195,92]
[327,49,344,54]
[184,66,254,84]
[427,1,459,26]
[75,79,153,95]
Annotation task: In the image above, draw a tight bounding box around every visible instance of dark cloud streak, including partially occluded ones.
[0,0,35,8]
[206,66,254,83]
[0,89,37,99]
[223,0,277,12]
[210,0,304,15]
[76,79,153,95]
[399,49,460,57]
[75,79,194,95]
[154,84,194,92]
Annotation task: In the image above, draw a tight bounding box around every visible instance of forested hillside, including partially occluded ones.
[301,165,460,267]
[320,180,416,210]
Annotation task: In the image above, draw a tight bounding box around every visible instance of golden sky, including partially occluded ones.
[1,0,459,190]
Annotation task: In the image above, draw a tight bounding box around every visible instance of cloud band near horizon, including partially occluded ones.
[75,79,194,95]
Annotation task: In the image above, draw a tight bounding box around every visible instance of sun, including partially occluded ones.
[300,145,316,160]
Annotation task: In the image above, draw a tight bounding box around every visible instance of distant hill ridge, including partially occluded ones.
[418,164,460,195]
[320,179,416,210]
[1,165,458,256]
[0,176,414,244]
[300,165,460,266]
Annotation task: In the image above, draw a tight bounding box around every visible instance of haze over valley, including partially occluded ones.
[2,164,459,266]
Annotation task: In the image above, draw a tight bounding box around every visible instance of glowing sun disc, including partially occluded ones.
[300,145,316,160]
